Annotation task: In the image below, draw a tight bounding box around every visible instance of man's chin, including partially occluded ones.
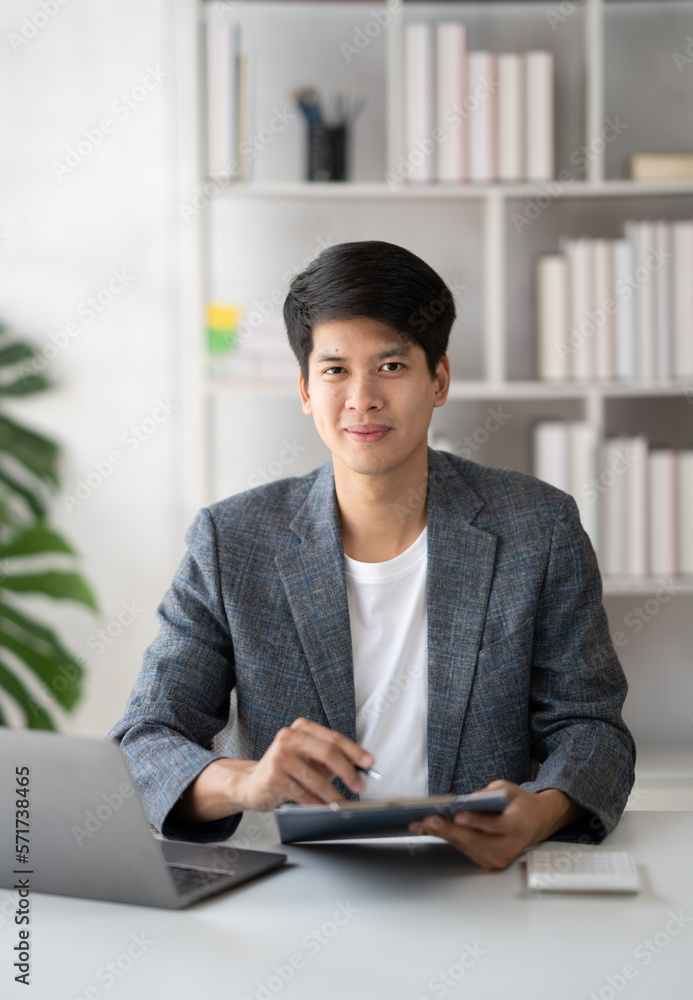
[332,444,403,477]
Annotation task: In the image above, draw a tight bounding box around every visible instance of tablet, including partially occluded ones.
[274,789,511,844]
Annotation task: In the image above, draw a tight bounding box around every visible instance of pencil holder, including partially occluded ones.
[307,123,348,181]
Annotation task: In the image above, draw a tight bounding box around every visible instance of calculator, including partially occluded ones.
[525,848,640,893]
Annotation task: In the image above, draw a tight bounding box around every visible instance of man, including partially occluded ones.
[108,240,635,870]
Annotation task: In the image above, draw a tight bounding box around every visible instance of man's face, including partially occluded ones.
[298,316,449,477]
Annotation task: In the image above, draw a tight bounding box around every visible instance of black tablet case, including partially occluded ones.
[275,790,510,844]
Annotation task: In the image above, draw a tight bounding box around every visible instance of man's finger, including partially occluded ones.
[450,810,514,834]
[409,817,515,870]
[482,779,518,794]
[288,729,368,793]
[284,777,336,807]
[290,717,375,768]
[284,752,348,805]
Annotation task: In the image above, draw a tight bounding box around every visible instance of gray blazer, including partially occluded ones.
[108,447,635,842]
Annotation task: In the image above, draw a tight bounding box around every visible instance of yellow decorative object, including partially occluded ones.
[207,302,242,355]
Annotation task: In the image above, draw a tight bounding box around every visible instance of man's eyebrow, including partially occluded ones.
[313,344,413,364]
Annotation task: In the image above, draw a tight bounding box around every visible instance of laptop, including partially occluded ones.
[0,728,286,909]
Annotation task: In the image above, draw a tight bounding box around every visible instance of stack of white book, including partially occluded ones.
[533,421,693,577]
[599,438,693,578]
[402,22,554,184]
[536,219,693,382]
[532,421,599,553]
[206,20,255,181]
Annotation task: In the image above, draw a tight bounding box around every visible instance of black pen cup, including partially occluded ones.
[307,123,348,181]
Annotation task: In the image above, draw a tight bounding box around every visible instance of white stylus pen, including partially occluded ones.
[355,764,382,780]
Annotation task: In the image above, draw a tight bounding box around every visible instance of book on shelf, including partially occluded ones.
[524,51,554,182]
[404,22,554,184]
[532,420,570,493]
[678,451,693,575]
[205,20,253,181]
[497,52,524,183]
[569,421,599,552]
[601,437,629,576]
[612,238,638,381]
[532,420,598,552]
[556,236,593,380]
[237,49,256,182]
[648,449,677,577]
[536,254,569,381]
[436,22,467,183]
[600,435,691,579]
[534,425,690,579]
[623,435,648,578]
[624,220,656,383]
[593,237,614,381]
[654,221,673,382]
[538,219,693,383]
[672,220,693,379]
[467,51,497,182]
[630,152,693,182]
[405,22,436,183]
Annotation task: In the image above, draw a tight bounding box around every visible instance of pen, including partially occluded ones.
[327,765,381,810]
[356,764,381,780]
[292,87,322,127]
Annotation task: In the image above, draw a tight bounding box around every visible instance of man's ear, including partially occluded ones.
[298,369,312,415]
[434,354,451,406]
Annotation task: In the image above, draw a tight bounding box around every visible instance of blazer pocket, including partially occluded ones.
[477,614,535,661]
[473,614,535,709]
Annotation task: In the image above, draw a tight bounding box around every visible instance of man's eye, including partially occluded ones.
[322,363,403,375]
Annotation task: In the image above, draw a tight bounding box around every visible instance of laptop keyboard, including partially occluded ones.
[167,865,235,896]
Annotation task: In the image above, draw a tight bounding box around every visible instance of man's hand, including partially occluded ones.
[408,780,589,870]
[173,718,375,822]
[232,717,374,811]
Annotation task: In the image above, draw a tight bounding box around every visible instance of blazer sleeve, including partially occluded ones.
[107,506,242,841]
[519,493,636,843]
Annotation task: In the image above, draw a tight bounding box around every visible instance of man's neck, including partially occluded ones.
[334,441,429,563]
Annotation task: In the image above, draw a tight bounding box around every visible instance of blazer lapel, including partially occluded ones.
[274,461,357,743]
[425,448,497,794]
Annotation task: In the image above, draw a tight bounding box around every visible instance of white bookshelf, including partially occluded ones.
[171,0,693,756]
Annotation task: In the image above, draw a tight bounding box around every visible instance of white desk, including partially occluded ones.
[3,811,692,1000]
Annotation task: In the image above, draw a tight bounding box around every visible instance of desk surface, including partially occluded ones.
[2,811,692,1000]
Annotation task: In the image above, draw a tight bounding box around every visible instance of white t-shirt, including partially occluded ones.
[343,526,429,800]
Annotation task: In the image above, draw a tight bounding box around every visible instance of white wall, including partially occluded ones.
[2,0,691,755]
[0,0,185,736]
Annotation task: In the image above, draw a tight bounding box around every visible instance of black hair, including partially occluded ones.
[283,240,456,386]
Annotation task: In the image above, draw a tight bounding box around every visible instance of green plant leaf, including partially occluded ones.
[0,600,83,682]
[0,571,98,610]
[0,325,98,730]
[0,659,56,729]
[0,374,51,397]
[0,521,76,559]
[0,342,38,367]
[0,466,47,519]
[0,627,81,710]
[0,414,60,488]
